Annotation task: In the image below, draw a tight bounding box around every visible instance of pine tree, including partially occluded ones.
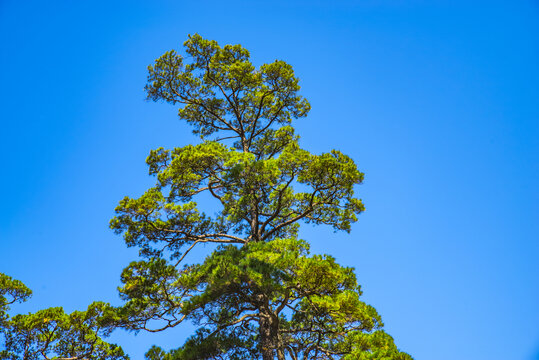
[0,273,127,360]
[110,34,412,360]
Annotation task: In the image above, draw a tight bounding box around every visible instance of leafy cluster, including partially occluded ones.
[0,274,127,360]
[0,274,31,326]
[137,239,409,360]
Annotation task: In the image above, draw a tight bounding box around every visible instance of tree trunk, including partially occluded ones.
[259,312,286,360]
[259,315,275,360]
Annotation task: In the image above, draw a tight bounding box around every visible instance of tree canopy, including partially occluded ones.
[1,34,412,360]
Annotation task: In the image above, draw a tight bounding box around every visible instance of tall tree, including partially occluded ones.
[110,34,412,360]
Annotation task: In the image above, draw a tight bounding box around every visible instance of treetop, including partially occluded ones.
[145,33,311,151]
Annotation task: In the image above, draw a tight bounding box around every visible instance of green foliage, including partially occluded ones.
[0,273,31,325]
[0,274,128,360]
[145,34,310,141]
[109,34,411,359]
[111,134,364,259]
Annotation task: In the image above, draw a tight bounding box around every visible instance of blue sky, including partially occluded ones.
[1,1,538,359]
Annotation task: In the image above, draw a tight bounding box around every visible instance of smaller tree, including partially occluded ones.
[0,273,127,360]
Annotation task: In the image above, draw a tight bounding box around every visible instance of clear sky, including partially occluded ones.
[1,1,538,359]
